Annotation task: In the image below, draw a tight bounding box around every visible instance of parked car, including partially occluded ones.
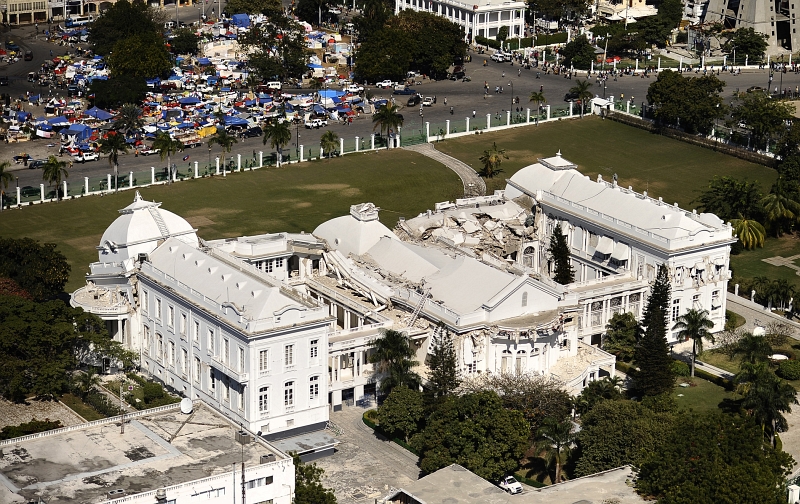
[241,126,263,138]
[184,140,202,148]
[139,147,160,156]
[407,94,421,107]
[422,96,434,107]
[564,91,580,101]
[393,87,416,95]
[28,159,45,169]
[24,50,33,61]
[376,80,393,88]
[305,118,328,129]
[0,76,9,86]
[74,151,99,162]
[746,85,765,93]
[499,476,523,495]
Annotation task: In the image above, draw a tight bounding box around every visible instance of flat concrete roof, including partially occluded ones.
[525,466,643,504]
[273,431,339,455]
[0,403,287,504]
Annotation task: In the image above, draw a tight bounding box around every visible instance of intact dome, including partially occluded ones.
[97,191,198,263]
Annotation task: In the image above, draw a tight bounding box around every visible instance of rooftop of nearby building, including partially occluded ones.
[0,403,289,504]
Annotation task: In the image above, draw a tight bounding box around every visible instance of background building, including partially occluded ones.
[394,0,526,41]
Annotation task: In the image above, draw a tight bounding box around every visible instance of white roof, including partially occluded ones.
[506,155,730,246]
[98,191,198,263]
[312,203,399,256]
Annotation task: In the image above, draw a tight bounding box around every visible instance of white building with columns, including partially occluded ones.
[395,0,527,41]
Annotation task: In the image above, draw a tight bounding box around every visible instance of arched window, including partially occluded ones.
[521,292,528,307]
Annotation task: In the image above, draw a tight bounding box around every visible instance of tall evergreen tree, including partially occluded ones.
[425,324,460,409]
[548,224,574,284]
[634,264,675,396]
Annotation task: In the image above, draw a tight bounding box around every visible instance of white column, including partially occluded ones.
[635,59,639,72]
[445,119,450,135]
[465,117,470,131]
[236,153,241,171]
[151,166,155,184]
[258,151,263,167]
[339,137,344,155]
[194,161,199,178]
[355,136,359,152]
[39,183,45,201]
[129,171,133,189]
[657,57,661,71]
[626,101,631,114]
[425,121,430,142]
[569,101,573,116]
[16,185,21,203]
[84,176,89,194]
[526,108,531,122]
[299,145,304,162]
[320,147,324,158]
[107,174,111,191]
[506,110,510,126]
[370,134,375,150]
[62,180,67,197]
[215,157,220,175]
[486,113,491,130]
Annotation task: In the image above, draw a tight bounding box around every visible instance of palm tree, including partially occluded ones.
[479,142,508,178]
[568,79,593,117]
[368,329,421,396]
[761,177,800,236]
[735,361,798,447]
[732,332,773,364]
[113,103,144,136]
[529,91,547,113]
[536,417,576,483]
[672,308,715,377]
[207,128,238,173]
[75,367,102,399]
[731,215,766,249]
[0,160,11,212]
[152,131,185,184]
[770,279,796,311]
[41,156,68,201]
[319,129,339,158]
[99,130,129,192]
[372,103,404,148]
[263,120,292,166]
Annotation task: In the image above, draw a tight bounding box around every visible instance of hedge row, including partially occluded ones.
[0,418,63,440]
[85,390,124,416]
[692,367,735,391]
[362,411,420,456]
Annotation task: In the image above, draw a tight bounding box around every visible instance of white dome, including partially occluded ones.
[98,191,198,263]
[313,203,398,257]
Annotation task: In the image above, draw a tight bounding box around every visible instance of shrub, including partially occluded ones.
[86,390,123,416]
[0,418,63,440]
[694,368,734,390]
[641,394,678,413]
[777,360,800,380]
[142,382,166,403]
[671,361,690,377]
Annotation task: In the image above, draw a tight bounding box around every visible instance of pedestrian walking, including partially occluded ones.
[472,110,476,118]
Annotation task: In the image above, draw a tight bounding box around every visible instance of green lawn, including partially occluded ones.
[699,347,800,390]
[60,393,106,421]
[436,116,778,210]
[729,234,800,292]
[0,151,461,291]
[672,378,735,413]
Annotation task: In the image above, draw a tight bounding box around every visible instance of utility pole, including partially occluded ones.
[120,379,125,434]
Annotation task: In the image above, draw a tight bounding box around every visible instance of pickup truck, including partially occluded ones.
[73,152,99,162]
[139,147,160,156]
[499,476,523,495]
[377,80,393,88]
[422,97,434,107]
[345,84,364,94]
[305,118,328,129]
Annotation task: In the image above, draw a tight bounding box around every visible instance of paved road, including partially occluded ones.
[404,142,486,196]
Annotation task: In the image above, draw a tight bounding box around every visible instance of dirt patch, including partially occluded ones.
[294,202,312,209]
[182,207,240,218]
[297,183,351,191]
[64,235,102,253]
[185,216,215,227]
[124,447,155,462]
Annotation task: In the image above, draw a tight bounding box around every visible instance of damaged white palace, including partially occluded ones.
[70,152,735,445]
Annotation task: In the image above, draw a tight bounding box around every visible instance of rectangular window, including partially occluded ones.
[182,348,188,375]
[259,350,269,371]
[194,357,201,383]
[265,259,274,273]
[143,325,150,353]
[259,386,269,412]
[168,306,175,328]
[180,313,187,336]
[275,258,284,268]
[224,338,230,364]
[156,297,162,320]
[284,344,294,366]
[224,378,230,401]
[310,339,318,359]
[193,321,199,342]
[208,329,215,354]
[158,334,163,359]
[142,290,149,314]
[671,299,681,322]
[169,341,175,365]
[712,290,721,310]
[284,381,294,406]
[239,385,245,409]
[309,376,319,400]
[239,347,245,372]
[692,294,702,310]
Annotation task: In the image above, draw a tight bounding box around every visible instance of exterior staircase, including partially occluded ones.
[148,207,171,238]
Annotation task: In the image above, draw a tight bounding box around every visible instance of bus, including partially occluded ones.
[65,15,93,28]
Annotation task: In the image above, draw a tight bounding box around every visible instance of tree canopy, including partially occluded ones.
[424,325,460,408]
[602,312,638,362]
[369,329,421,396]
[646,70,726,134]
[722,27,769,61]
[238,16,309,81]
[0,237,70,301]
[293,454,337,504]
[548,223,574,284]
[732,92,795,150]
[560,35,595,70]
[378,385,425,442]
[634,264,675,396]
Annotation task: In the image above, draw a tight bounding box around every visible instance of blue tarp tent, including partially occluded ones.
[48,116,70,126]
[223,115,248,126]
[312,105,327,115]
[179,96,201,105]
[308,63,323,69]
[197,57,211,65]
[62,123,92,141]
[318,89,344,98]
[85,106,113,120]
[231,14,250,27]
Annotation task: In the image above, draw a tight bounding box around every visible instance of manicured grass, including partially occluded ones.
[436,116,778,210]
[672,377,735,413]
[700,347,800,390]
[729,234,800,292]
[0,151,461,291]
[60,393,106,421]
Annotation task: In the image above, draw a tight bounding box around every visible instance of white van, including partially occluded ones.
[267,81,281,90]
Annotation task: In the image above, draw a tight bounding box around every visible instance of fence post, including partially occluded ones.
[569,101,573,116]
[547,104,551,120]
[84,176,89,194]
[371,134,375,150]
[129,172,133,189]
[151,166,155,184]
[506,110,510,126]
[215,157,220,175]
[320,147,324,158]
[299,146,304,162]
[626,101,630,114]
[63,180,68,197]
[526,108,531,123]
[425,122,430,142]
[17,185,21,203]
[445,120,450,136]
[194,161,199,178]
[107,174,111,191]
[355,136,359,152]
[39,183,44,201]
[465,117,470,132]
[339,137,344,155]
[258,151,263,167]
[486,113,491,130]
[237,153,241,171]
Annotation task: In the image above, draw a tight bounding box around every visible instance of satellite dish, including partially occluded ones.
[180,397,193,414]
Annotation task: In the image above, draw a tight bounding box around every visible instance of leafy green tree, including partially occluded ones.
[208,128,238,173]
[377,385,424,442]
[479,142,508,178]
[263,120,292,166]
[672,308,714,377]
[90,75,148,109]
[413,391,529,482]
[695,176,764,223]
[224,0,281,14]
[732,216,767,249]
[560,36,595,70]
[575,399,674,477]
[535,417,576,483]
[496,25,509,43]
[424,324,460,408]
[296,0,330,27]
[89,0,160,56]
[99,131,129,193]
[319,130,339,158]
[568,79,593,116]
[238,16,309,81]
[0,238,70,301]
[293,454,337,504]
[41,156,68,201]
[548,223,574,284]
[761,176,800,236]
[602,312,638,362]
[573,376,623,415]
[109,31,172,78]
[354,28,412,81]
[636,411,793,503]
[735,362,797,447]
[369,329,421,396]
[152,132,185,184]
[113,104,144,136]
[528,91,546,111]
[354,0,393,42]
[732,333,772,364]
[170,28,201,56]
[732,92,795,150]
[722,27,769,61]
[372,103,404,146]
[646,70,726,134]
[634,264,675,397]
[74,368,102,399]
[0,160,11,212]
